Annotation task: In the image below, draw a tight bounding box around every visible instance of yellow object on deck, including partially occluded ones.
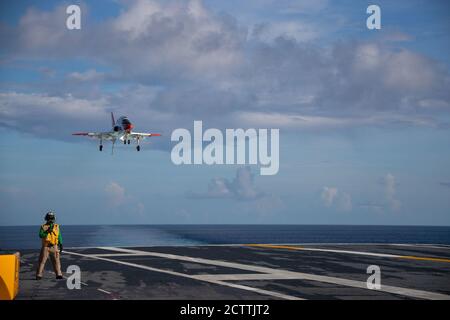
[0,252,20,300]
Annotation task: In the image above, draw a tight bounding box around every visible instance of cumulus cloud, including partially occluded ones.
[339,192,353,212]
[67,69,105,82]
[321,186,352,212]
[358,173,402,213]
[251,21,319,43]
[0,92,109,136]
[189,166,265,201]
[384,173,401,211]
[104,181,145,215]
[4,0,243,80]
[321,187,337,207]
[105,182,126,206]
[188,166,284,216]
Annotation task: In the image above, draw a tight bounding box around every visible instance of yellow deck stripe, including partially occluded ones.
[245,244,450,263]
[399,255,450,263]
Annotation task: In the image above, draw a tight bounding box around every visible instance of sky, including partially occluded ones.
[0,0,449,226]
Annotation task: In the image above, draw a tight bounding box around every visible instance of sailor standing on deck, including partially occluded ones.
[36,211,64,280]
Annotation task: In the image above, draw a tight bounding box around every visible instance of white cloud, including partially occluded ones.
[235,112,437,130]
[321,187,337,207]
[0,0,449,139]
[104,181,146,217]
[383,50,438,91]
[205,178,233,198]
[321,186,352,212]
[189,166,265,201]
[188,166,284,217]
[6,0,244,81]
[252,21,318,43]
[358,173,402,214]
[384,173,401,211]
[113,0,162,39]
[0,92,109,136]
[67,69,105,82]
[338,192,353,212]
[381,31,413,43]
[418,99,450,109]
[105,182,126,207]
[109,0,244,79]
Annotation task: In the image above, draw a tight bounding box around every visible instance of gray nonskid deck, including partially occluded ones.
[15,244,450,300]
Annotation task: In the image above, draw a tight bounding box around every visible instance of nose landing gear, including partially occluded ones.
[136,145,141,152]
[99,145,103,151]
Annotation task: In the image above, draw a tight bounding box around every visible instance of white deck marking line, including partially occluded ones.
[90,253,150,257]
[248,244,407,258]
[90,246,450,300]
[97,288,112,295]
[64,250,302,300]
[196,273,319,281]
[198,279,303,300]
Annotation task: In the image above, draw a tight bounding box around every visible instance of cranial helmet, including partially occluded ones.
[45,211,55,221]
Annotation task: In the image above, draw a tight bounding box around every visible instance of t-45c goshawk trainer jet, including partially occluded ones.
[72,112,161,153]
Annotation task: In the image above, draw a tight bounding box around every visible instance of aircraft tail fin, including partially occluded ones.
[111,112,115,128]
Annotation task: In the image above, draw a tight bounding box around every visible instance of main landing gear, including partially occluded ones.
[98,138,139,152]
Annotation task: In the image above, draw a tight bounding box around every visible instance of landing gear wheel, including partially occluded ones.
[127,140,131,144]
[99,145,103,151]
[124,140,126,145]
[136,145,140,152]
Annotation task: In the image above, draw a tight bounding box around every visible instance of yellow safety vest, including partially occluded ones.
[42,224,60,246]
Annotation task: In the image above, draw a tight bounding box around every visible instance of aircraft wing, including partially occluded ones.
[127,132,162,140]
[72,132,117,140]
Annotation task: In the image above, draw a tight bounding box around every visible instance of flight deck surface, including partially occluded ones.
[15,243,450,300]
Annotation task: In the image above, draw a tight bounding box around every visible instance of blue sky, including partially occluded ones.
[0,0,449,226]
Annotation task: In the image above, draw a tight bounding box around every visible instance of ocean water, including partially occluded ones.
[1,225,450,250]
